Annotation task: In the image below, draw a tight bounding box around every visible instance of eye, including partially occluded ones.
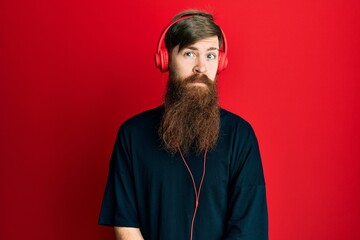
[184,52,194,57]
[207,53,217,60]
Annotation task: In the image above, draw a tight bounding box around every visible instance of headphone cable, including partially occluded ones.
[178,146,208,240]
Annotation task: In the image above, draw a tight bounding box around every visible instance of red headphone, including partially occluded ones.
[154,15,228,73]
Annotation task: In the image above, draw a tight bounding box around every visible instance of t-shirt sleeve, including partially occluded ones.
[223,124,268,239]
[98,125,140,227]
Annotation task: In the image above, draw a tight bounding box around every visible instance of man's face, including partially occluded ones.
[169,36,220,84]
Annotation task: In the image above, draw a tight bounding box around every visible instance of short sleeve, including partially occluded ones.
[98,125,140,227]
[224,125,268,239]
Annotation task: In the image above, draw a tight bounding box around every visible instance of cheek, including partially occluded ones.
[175,62,194,77]
[209,75,217,82]
[208,65,218,80]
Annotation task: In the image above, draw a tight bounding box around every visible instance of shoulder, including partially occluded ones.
[122,106,163,128]
[116,106,163,138]
[220,108,254,135]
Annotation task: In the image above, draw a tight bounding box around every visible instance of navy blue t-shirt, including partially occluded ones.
[99,106,268,240]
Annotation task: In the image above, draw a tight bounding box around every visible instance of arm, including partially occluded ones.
[223,126,268,239]
[114,227,144,240]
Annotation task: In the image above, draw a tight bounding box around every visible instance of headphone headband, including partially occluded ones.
[154,15,228,73]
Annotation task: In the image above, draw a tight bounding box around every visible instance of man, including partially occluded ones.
[99,10,268,240]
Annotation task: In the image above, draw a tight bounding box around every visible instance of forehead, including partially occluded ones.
[179,36,219,51]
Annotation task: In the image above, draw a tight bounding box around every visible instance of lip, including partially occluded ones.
[187,82,207,87]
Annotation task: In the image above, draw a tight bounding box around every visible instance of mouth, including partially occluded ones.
[187,82,207,87]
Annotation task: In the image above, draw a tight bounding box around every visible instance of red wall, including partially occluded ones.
[1,1,359,239]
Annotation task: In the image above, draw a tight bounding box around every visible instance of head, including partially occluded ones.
[158,10,225,154]
[165,10,224,81]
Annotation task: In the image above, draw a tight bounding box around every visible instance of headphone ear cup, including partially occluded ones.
[155,48,169,72]
[217,51,228,73]
[161,49,169,72]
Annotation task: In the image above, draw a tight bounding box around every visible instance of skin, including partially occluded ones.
[114,35,220,240]
[169,36,220,84]
[114,227,144,240]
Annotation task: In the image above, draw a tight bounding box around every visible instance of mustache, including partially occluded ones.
[182,74,213,86]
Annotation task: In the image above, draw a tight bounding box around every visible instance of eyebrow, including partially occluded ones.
[186,46,219,51]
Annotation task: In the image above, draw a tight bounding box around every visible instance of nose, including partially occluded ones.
[193,56,207,74]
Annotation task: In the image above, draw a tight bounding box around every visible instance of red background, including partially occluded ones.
[1,0,359,239]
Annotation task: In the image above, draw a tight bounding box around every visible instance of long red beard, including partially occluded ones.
[159,73,220,155]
